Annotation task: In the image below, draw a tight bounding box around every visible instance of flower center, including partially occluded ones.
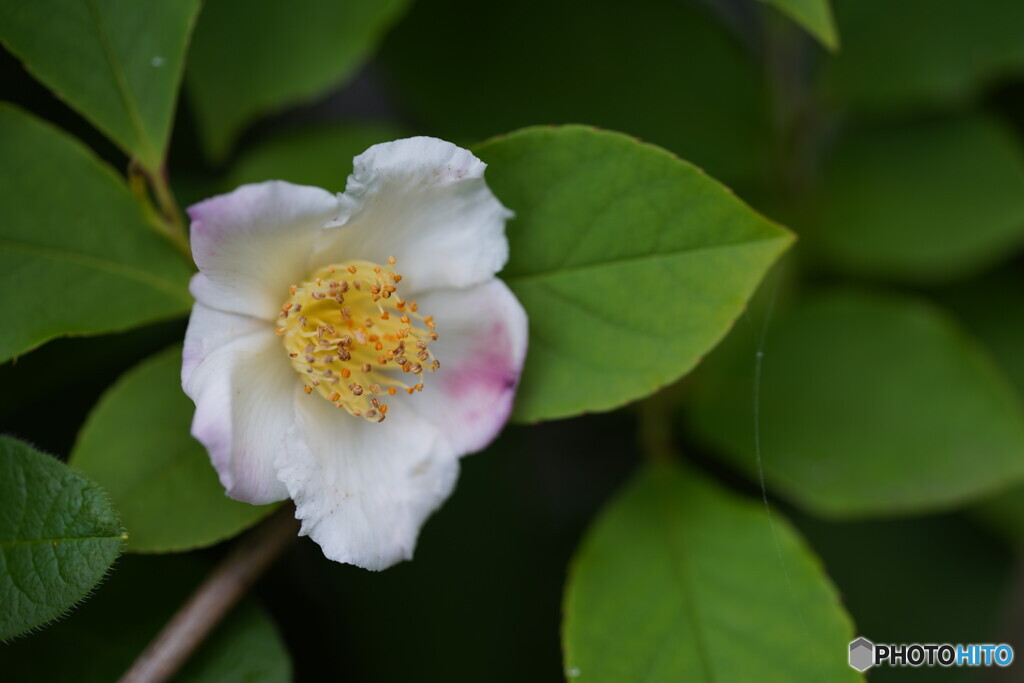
[276,258,439,422]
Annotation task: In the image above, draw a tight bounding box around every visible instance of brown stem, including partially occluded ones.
[118,504,299,683]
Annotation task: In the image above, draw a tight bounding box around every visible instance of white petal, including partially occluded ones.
[182,300,267,387]
[276,396,459,570]
[183,325,295,505]
[189,181,341,320]
[408,279,528,454]
[315,137,512,294]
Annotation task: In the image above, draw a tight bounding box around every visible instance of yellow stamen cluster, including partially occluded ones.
[277,258,439,422]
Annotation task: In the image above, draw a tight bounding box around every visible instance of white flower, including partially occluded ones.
[181,137,528,570]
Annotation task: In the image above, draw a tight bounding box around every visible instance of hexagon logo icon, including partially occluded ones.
[849,637,875,671]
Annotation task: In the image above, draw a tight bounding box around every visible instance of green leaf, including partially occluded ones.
[0,105,193,363]
[0,436,124,640]
[803,114,1024,283]
[821,0,1024,114]
[939,271,1024,547]
[179,601,290,683]
[72,347,276,553]
[687,289,1024,517]
[475,126,792,422]
[939,269,1024,400]
[563,461,860,683]
[761,0,838,51]
[186,0,412,162]
[0,555,291,682]
[0,0,200,170]
[383,0,772,184]
[228,122,409,191]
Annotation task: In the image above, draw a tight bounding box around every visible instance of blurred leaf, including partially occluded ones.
[227,122,409,191]
[0,555,290,682]
[475,126,792,422]
[72,347,276,553]
[804,114,1024,283]
[383,0,772,183]
[796,513,1013,683]
[0,0,200,170]
[0,105,193,363]
[179,602,290,683]
[687,289,1024,517]
[939,268,1024,398]
[940,270,1024,547]
[973,489,1024,549]
[0,436,124,640]
[563,461,860,683]
[761,0,838,51]
[821,0,1024,114]
[186,0,412,162]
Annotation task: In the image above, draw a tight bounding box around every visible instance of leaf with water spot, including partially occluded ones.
[0,436,124,640]
[0,0,200,170]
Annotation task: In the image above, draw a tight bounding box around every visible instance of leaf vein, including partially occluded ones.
[0,239,190,302]
[505,234,787,285]
[85,0,156,165]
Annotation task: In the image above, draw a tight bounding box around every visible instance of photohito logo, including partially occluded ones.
[849,637,1014,671]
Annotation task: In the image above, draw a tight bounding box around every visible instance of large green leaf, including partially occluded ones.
[228,122,409,191]
[0,436,124,640]
[383,0,772,184]
[820,0,1024,114]
[563,461,860,683]
[802,115,1024,283]
[0,555,290,682]
[0,105,193,363]
[186,0,411,161]
[72,347,276,553]
[475,126,792,422]
[687,289,1024,517]
[761,0,838,50]
[0,0,200,170]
